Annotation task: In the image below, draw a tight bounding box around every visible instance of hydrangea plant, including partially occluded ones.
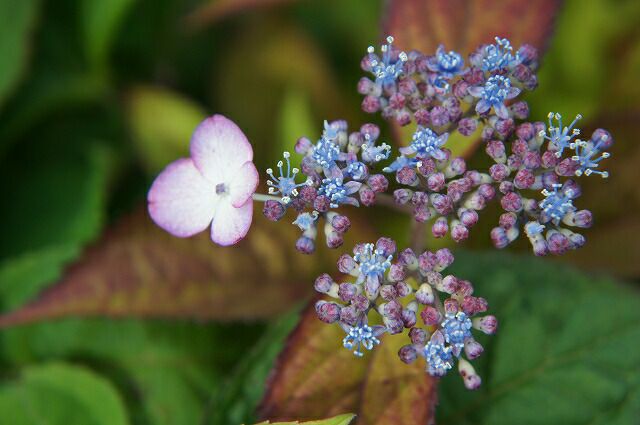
[148,36,612,389]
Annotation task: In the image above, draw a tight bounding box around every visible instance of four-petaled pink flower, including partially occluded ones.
[148,115,259,246]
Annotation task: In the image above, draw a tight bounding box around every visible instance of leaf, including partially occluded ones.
[258,298,437,424]
[0,362,129,425]
[383,0,562,55]
[125,85,207,173]
[252,413,356,425]
[0,206,373,327]
[2,318,262,425]
[0,0,40,110]
[185,0,301,29]
[81,0,137,69]
[434,251,640,425]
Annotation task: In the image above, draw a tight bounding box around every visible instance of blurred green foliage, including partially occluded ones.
[0,0,638,424]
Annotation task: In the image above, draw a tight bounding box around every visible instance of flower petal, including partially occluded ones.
[148,158,216,237]
[476,100,491,114]
[210,198,253,246]
[467,86,484,97]
[190,115,253,183]
[495,103,509,119]
[229,161,259,207]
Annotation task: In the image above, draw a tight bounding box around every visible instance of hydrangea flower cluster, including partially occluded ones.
[262,120,391,253]
[314,239,495,389]
[147,35,614,390]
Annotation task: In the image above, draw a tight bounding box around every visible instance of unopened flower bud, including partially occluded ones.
[432,217,449,238]
[420,305,440,325]
[473,315,498,334]
[314,273,334,293]
[416,283,434,305]
[315,300,340,323]
[398,344,418,364]
[263,200,286,221]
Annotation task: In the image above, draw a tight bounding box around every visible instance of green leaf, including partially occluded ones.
[80,0,137,69]
[1,318,263,425]
[258,299,437,424]
[0,0,40,110]
[252,413,356,425]
[435,251,640,425]
[125,85,207,173]
[0,362,129,425]
[185,0,302,29]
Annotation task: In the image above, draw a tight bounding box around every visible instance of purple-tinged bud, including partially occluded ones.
[296,236,315,254]
[495,118,514,138]
[451,221,469,242]
[396,110,412,126]
[473,315,498,334]
[339,306,359,326]
[499,212,518,229]
[511,101,530,120]
[499,181,515,194]
[352,294,369,312]
[464,68,484,84]
[367,174,388,193]
[563,179,582,198]
[426,172,446,192]
[591,128,613,149]
[384,316,404,334]
[359,186,376,206]
[459,358,482,390]
[477,184,495,201]
[388,263,405,282]
[397,166,419,186]
[430,106,450,127]
[413,205,432,223]
[398,248,418,269]
[459,209,479,227]
[452,80,470,98]
[416,283,435,305]
[393,188,413,205]
[417,158,437,176]
[432,217,449,238]
[402,308,417,328]
[313,195,330,212]
[461,296,488,315]
[326,230,344,249]
[398,344,418,364]
[501,192,523,212]
[489,163,509,181]
[514,169,535,189]
[389,92,406,110]
[419,251,437,272]
[398,78,417,95]
[556,158,579,176]
[507,154,524,170]
[481,126,495,141]
[523,151,541,169]
[348,131,365,149]
[295,137,313,155]
[337,254,356,274]
[412,191,429,207]
[435,249,454,270]
[547,231,569,255]
[513,63,533,82]
[414,109,430,126]
[395,281,412,297]
[486,140,506,161]
[465,339,484,360]
[490,227,509,249]
[513,138,529,155]
[332,215,351,233]
[456,280,474,297]
[315,300,340,323]
[541,171,559,189]
[263,200,286,221]
[518,44,538,64]
[449,157,467,176]
[541,150,560,168]
[441,275,459,294]
[516,122,535,141]
[338,282,357,302]
[457,117,478,136]
[409,329,428,347]
[380,284,398,301]
[360,123,380,141]
[565,209,592,228]
[361,95,381,113]
[443,97,462,120]
[365,276,381,300]
[314,274,334,293]
[421,306,440,325]
[298,185,317,203]
[431,193,454,215]
[376,237,397,257]
[443,298,459,314]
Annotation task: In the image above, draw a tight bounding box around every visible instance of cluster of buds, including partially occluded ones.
[262,120,391,254]
[314,238,496,389]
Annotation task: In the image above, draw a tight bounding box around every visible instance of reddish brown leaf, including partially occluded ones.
[384,0,563,54]
[259,299,437,425]
[184,0,300,30]
[0,206,373,328]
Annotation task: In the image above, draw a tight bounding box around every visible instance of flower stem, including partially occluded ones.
[252,193,281,202]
